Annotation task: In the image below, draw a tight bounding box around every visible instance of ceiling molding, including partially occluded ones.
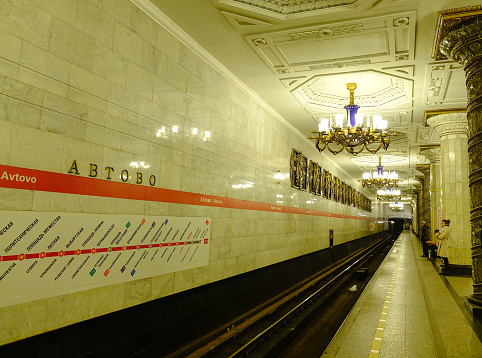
[423,63,466,107]
[221,11,272,30]
[244,12,416,75]
[216,0,359,19]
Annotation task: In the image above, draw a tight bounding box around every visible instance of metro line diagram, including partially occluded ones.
[0,211,210,308]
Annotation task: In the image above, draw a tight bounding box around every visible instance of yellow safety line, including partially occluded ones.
[368,244,400,358]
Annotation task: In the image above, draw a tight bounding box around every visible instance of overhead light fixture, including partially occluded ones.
[308,83,394,155]
[377,187,401,201]
[360,156,399,189]
[389,202,404,212]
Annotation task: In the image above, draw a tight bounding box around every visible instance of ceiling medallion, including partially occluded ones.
[307,83,396,156]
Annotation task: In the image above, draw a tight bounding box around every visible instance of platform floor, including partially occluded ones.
[322,230,482,358]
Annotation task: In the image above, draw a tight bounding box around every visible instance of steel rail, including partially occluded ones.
[227,234,395,358]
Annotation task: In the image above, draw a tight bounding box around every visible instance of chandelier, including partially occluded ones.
[360,156,399,189]
[377,187,401,201]
[308,83,393,156]
[389,202,404,212]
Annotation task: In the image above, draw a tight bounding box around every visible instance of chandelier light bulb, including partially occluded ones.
[319,118,330,132]
[372,115,382,129]
[355,113,364,127]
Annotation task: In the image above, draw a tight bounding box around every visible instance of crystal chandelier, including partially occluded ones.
[377,187,401,201]
[389,202,404,212]
[308,83,393,156]
[360,156,399,189]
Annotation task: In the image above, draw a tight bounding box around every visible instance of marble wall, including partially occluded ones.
[0,0,385,345]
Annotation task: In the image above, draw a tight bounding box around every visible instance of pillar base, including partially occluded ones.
[464,296,482,319]
[438,264,472,276]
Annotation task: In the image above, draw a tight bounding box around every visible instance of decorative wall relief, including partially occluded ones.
[290,149,308,190]
[290,149,371,211]
[322,169,332,199]
[334,178,339,202]
[309,160,322,196]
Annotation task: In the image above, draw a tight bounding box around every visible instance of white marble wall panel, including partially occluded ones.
[77,0,115,49]
[0,0,52,51]
[93,43,128,87]
[51,17,94,71]
[113,22,144,66]
[30,0,78,25]
[18,66,68,98]
[0,57,19,80]
[0,29,21,64]
[0,0,384,345]
[20,41,71,84]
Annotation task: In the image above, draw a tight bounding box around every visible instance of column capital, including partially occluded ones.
[438,14,482,67]
[427,112,468,138]
[416,164,431,177]
[420,146,441,163]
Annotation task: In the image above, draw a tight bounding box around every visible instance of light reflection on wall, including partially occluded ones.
[130,161,150,169]
[232,182,254,189]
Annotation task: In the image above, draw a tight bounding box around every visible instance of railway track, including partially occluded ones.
[167,233,397,358]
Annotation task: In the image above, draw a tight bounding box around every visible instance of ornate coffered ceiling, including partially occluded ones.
[143,0,481,198]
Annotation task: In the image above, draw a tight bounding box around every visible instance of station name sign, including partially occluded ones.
[68,160,157,187]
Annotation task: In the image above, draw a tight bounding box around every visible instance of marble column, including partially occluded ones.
[414,177,425,240]
[411,187,421,236]
[427,114,471,267]
[417,165,432,226]
[420,147,442,234]
[437,13,482,305]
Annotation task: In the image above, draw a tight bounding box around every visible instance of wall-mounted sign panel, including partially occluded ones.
[0,211,210,308]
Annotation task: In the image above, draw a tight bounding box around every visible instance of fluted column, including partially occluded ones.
[438,14,482,305]
[411,188,421,235]
[417,165,432,226]
[427,114,471,266]
[414,177,425,240]
[420,147,442,233]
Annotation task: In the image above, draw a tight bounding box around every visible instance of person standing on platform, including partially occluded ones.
[436,219,451,271]
[420,221,430,258]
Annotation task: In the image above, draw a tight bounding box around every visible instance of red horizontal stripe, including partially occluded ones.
[80,249,91,254]
[139,245,149,249]
[64,250,76,256]
[96,248,109,253]
[0,164,378,221]
[25,253,40,259]
[112,247,123,251]
[46,252,58,257]
[126,245,137,250]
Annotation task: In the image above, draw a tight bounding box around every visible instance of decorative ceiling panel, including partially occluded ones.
[293,70,413,110]
[216,0,359,19]
[221,11,273,30]
[245,12,416,75]
[423,63,466,106]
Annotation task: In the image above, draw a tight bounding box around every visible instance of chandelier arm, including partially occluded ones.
[315,137,327,153]
[364,142,384,154]
[326,142,346,155]
[347,144,365,156]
